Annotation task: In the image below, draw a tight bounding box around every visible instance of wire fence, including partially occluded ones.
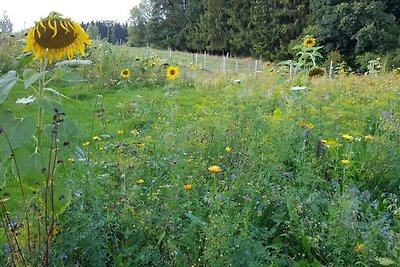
[129,46,268,74]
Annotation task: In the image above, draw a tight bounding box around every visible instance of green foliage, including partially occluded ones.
[311,0,400,63]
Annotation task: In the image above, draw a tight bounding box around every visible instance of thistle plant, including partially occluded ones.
[0,12,91,266]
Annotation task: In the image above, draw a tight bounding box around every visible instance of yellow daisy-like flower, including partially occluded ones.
[341,159,350,165]
[321,139,339,148]
[166,66,179,80]
[117,130,124,135]
[23,12,91,64]
[208,165,221,173]
[342,134,354,141]
[297,123,315,129]
[82,141,90,146]
[225,147,232,154]
[92,135,100,141]
[67,158,75,163]
[364,135,373,141]
[191,64,197,70]
[137,179,145,184]
[120,68,131,78]
[303,37,316,48]
[131,129,140,136]
[137,143,145,148]
[183,184,192,190]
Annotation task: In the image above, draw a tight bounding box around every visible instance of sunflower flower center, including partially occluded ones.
[34,20,78,49]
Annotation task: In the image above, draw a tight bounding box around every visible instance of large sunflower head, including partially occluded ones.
[303,37,316,48]
[23,12,92,64]
[166,66,179,80]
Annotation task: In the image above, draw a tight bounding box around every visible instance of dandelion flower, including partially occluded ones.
[23,12,91,64]
[183,184,192,190]
[191,64,197,70]
[120,68,131,78]
[341,159,350,165]
[342,134,354,141]
[82,141,90,146]
[117,130,124,135]
[137,179,145,184]
[225,147,232,153]
[99,146,104,151]
[166,66,179,80]
[67,158,75,163]
[208,165,221,173]
[92,135,100,141]
[303,37,316,48]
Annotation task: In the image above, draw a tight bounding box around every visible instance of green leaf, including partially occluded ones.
[36,96,62,113]
[18,152,45,190]
[15,53,33,66]
[376,257,396,266]
[0,110,36,157]
[53,68,86,83]
[23,69,44,89]
[185,212,208,228]
[0,71,18,104]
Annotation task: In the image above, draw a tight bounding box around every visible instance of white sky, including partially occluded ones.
[1,0,141,32]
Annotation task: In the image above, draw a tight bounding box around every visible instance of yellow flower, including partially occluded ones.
[341,159,350,165]
[364,135,373,141]
[166,66,179,80]
[354,243,365,253]
[120,68,131,78]
[183,184,192,190]
[137,143,145,148]
[99,146,104,151]
[342,134,354,141]
[321,139,339,147]
[225,146,232,153]
[82,141,90,146]
[208,165,221,173]
[23,12,91,64]
[303,37,316,48]
[137,179,145,184]
[67,158,75,163]
[117,130,124,135]
[191,64,197,70]
[92,135,100,141]
[298,123,314,129]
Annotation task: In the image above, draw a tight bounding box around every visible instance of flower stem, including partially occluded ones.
[36,61,47,151]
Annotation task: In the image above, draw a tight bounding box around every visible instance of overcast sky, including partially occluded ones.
[1,0,141,32]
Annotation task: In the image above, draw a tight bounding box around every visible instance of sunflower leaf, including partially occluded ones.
[23,69,44,89]
[53,68,86,83]
[15,53,34,66]
[0,71,18,104]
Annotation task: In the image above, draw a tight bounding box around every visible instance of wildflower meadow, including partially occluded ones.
[0,11,400,267]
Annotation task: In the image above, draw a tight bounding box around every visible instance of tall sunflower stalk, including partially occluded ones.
[0,12,91,267]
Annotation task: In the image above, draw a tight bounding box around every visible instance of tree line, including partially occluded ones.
[127,0,400,67]
[81,21,128,44]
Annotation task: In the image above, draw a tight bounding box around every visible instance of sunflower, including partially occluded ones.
[166,66,179,80]
[303,37,316,48]
[23,12,91,64]
[120,68,131,78]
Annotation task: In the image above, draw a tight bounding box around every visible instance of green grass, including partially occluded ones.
[1,43,400,266]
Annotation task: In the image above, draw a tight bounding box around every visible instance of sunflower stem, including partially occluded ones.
[36,61,47,151]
